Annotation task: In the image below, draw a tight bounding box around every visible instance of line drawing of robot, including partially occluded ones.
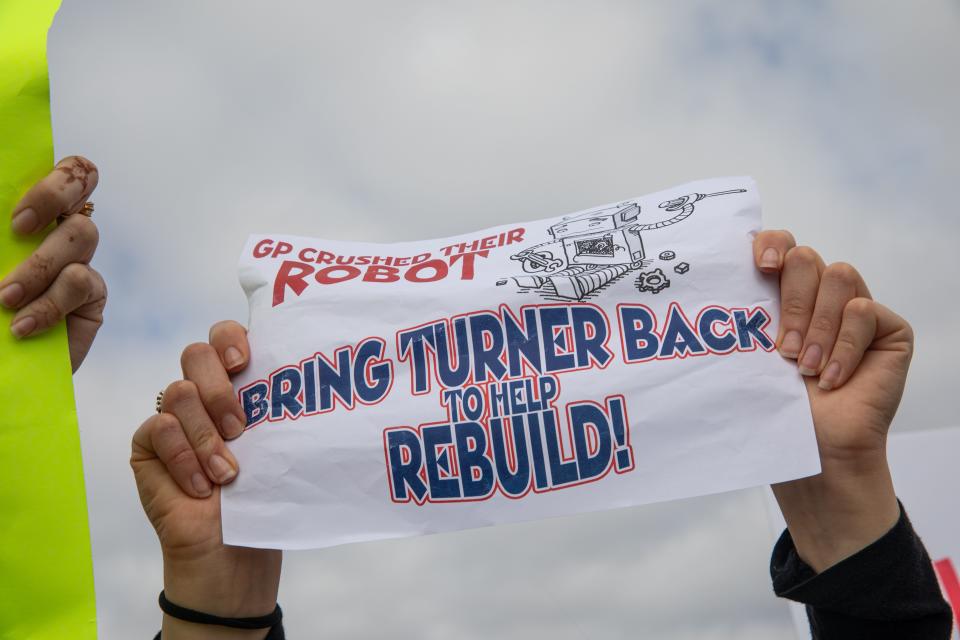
[502,188,746,301]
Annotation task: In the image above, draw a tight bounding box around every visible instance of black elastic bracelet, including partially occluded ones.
[159,590,282,630]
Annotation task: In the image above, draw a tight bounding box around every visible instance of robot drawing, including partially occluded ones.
[503,188,746,300]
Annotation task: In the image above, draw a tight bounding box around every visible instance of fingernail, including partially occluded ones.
[0,283,24,308]
[798,344,822,376]
[11,208,39,234]
[224,346,244,369]
[209,453,237,483]
[819,361,842,390]
[192,472,212,497]
[10,315,36,339]
[760,247,779,269]
[222,413,244,439]
[779,330,802,358]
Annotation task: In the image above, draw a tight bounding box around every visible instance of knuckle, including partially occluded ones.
[904,327,915,358]
[209,384,237,409]
[83,267,108,303]
[131,417,156,458]
[154,413,182,438]
[763,229,796,246]
[894,312,915,356]
[833,331,859,353]
[30,296,65,325]
[66,215,100,249]
[89,267,108,299]
[164,379,198,406]
[147,415,184,455]
[192,427,220,454]
[209,384,237,411]
[781,294,810,319]
[61,262,93,290]
[825,261,859,285]
[784,245,819,268]
[181,342,214,369]
[168,445,197,469]
[903,319,915,344]
[810,315,835,334]
[844,297,873,318]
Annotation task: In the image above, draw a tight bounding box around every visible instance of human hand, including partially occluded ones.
[131,321,280,639]
[1,156,106,372]
[754,232,910,571]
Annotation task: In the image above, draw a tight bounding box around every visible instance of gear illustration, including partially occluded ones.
[636,268,671,294]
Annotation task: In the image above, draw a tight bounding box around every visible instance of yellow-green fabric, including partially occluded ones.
[0,1,98,638]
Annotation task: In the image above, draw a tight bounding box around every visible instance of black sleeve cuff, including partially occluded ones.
[771,502,953,639]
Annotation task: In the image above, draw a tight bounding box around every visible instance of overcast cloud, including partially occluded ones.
[45,1,959,637]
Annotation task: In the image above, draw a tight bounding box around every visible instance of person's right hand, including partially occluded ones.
[131,321,280,639]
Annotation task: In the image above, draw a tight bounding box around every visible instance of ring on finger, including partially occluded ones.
[57,201,95,225]
[155,390,164,414]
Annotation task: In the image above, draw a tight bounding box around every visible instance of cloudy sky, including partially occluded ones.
[45,1,958,638]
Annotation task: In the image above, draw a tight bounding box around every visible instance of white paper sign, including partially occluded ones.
[769,427,960,639]
[223,177,820,550]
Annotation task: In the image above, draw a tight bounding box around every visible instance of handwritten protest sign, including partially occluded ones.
[0,1,98,637]
[223,177,820,550]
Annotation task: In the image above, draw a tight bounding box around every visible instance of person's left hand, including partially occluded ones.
[754,230,908,571]
[1,156,106,372]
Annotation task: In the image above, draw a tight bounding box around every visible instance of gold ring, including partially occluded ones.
[57,201,95,225]
[156,390,165,414]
